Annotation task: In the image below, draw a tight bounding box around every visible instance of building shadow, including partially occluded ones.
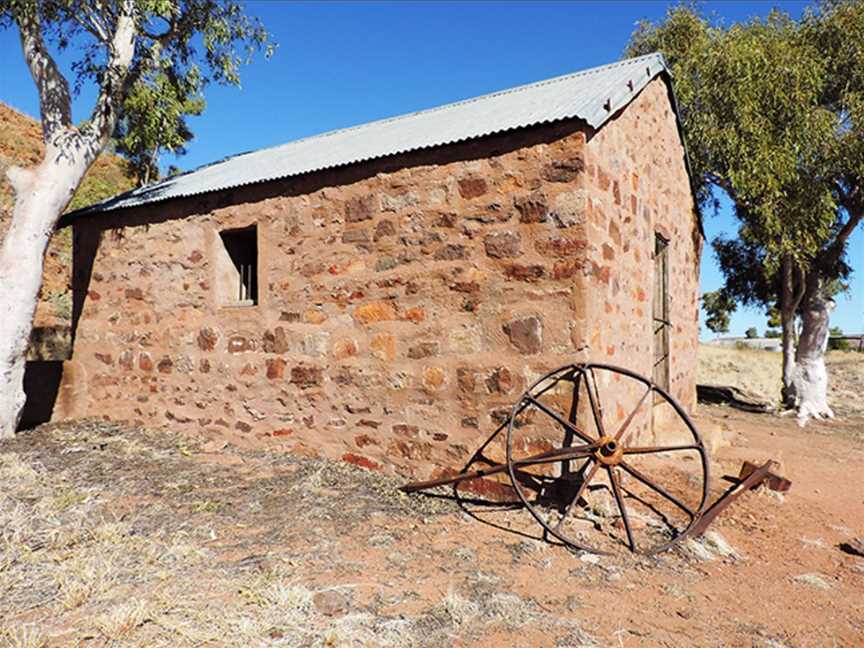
[19,360,64,430]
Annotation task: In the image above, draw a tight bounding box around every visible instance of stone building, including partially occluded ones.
[50,53,702,477]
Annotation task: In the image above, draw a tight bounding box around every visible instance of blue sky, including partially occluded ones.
[0,0,860,336]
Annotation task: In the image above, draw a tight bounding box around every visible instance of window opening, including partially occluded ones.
[219,226,258,306]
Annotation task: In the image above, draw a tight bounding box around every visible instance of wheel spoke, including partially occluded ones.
[582,367,607,438]
[622,444,701,455]
[511,443,599,469]
[554,459,600,534]
[608,466,636,551]
[619,461,695,518]
[524,395,595,444]
[613,385,652,441]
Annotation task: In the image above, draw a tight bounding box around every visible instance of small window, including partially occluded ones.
[218,226,258,306]
[652,234,670,391]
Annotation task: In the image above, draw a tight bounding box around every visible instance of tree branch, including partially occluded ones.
[4,165,35,197]
[85,0,138,150]
[792,261,807,314]
[81,2,111,42]
[706,172,755,211]
[142,13,178,42]
[13,4,73,142]
[821,191,864,271]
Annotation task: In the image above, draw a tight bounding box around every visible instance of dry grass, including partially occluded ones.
[0,419,598,647]
[698,344,783,404]
[698,343,864,418]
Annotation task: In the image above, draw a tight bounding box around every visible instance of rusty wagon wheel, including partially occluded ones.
[505,363,710,555]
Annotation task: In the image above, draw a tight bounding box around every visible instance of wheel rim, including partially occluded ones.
[505,363,710,555]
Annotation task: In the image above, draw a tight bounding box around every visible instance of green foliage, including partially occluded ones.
[68,158,135,211]
[0,0,274,177]
[627,1,863,311]
[766,306,782,329]
[745,327,758,339]
[702,289,736,334]
[114,72,205,185]
[828,325,850,350]
[764,329,782,338]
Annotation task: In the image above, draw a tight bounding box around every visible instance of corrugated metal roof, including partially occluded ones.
[73,52,670,216]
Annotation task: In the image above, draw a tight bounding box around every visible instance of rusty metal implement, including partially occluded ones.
[689,460,790,536]
[402,363,717,555]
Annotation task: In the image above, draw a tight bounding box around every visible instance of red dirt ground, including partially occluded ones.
[1,405,862,647]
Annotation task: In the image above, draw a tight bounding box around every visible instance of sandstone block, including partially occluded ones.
[342,229,370,244]
[370,333,396,361]
[484,231,522,258]
[139,353,153,372]
[354,301,397,324]
[393,424,419,438]
[345,196,374,222]
[407,341,439,359]
[157,356,173,373]
[514,192,548,223]
[403,307,425,324]
[354,433,377,448]
[504,263,545,282]
[302,332,330,357]
[228,335,256,353]
[457,176,487,199]
[449,324,483,354]
[551,190,587,228]
[423,367,445,390]
[457,367,476,393]
[118,350,134,370]
[535,236,588,258]
[266,358,286,380]
[342,453,381,470]
[374,219,397,241]
[503,316,543,354]
[380,191,419,212]
[486,367,514,394]
[262,327,290,354]
[375,256,399,272]
[541,155,584,182]
[197,327,219,351]
[433,244,467,261]
[291,366,323,389]
[552,258,585,280]
[332,338,358,360]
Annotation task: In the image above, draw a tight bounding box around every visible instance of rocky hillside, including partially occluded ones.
[0,102,135,327]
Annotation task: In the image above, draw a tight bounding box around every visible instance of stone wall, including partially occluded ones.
[581,78,702,440]
[56,78,700,478]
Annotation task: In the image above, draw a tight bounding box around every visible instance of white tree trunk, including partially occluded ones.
[780,306,797,407]
[0,147,87,437]
[793,291,836,426]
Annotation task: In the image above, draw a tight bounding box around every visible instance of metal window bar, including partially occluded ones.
[238,263,252,303]
[653,235,670,391]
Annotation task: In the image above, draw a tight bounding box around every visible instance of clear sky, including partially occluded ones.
[0,0,860,337]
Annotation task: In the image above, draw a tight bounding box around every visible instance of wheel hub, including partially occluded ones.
[594,435,624,466]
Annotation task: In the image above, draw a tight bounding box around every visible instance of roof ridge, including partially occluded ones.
[65,52,673,219]
[228,52,665,161]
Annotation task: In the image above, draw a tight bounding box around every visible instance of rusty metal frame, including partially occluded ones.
[403,362,715,555]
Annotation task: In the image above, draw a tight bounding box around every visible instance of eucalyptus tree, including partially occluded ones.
[702,289,735,336]
[0,0,272,437]
[628,1,863,423]
[115,71,205,186]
